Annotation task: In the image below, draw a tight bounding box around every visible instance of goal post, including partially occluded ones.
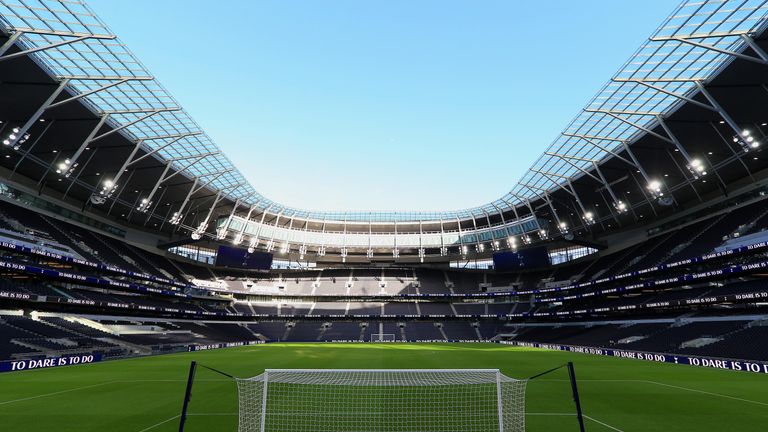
[235,369,526,432]
[369,333,396,342]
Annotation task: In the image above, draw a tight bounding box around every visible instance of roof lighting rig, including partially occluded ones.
[89,179,118,205]
[190,220,209,240]
[613,200,628,214]
[55,158,77,177]
[686,158,708,180]
[136,197,152,213]
[247,237,259,253]
[582,211,596,226]
[734,129,760,153]
[232,232,244,245]
[169,211,184,225]
[2,127,30,150]
[646,179,665,200]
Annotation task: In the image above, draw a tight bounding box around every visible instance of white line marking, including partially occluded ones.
[117,379,231,382]
[0,381,117,405]
[537,379,768,406]
[187,413,237,416]
[137,414,180,432]
[645,380,768,407]
[525,412,576,416]
[584,414,625,431]
[0,378,231,406]
[535,379,646,382]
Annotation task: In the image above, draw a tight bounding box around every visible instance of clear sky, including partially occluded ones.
[88,0,676,212]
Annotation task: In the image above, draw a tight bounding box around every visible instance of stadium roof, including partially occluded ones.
[1,0,768,225]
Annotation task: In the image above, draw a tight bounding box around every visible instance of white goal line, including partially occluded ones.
[262,368,503,373]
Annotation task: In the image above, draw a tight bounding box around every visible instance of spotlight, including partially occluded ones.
[582,211,595,225]
[299,244,308,260]
[538,229,548,240]
[248,237,259,252]
[646,179,664,200]
[734,130,760,152]
[216,226,228,240]
[169,211,183,225]
[508,236,517,250]
[686,158,707,179]
[55,158,78,177]
[613,200,628,213]
[136,197,152,213]
[92,179,118,205]
[232,232,244,245]
[558,221,569,234]
[521,235,533,245]
[190,220,208,240]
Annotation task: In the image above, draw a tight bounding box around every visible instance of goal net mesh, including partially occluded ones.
[370,333,396,342]
[236,369,526,432]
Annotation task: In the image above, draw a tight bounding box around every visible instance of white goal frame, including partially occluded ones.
[235,368,527,432]
[370,333,396,342]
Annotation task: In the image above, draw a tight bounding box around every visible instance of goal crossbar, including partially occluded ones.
[236,368,526,432]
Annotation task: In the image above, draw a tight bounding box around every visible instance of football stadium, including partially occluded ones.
[1,1,768,431]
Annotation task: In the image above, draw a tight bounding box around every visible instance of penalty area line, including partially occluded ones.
[584,414,625,432]
[645,380,768,407]
[537,379,768,407]
[525,412,576,416]
[0,380,117,406]
[137,414,180,432]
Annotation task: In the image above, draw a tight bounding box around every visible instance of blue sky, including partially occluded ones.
[88,0,676,212]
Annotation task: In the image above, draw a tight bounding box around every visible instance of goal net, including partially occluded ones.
[235,369,527,432]
[370,333,396,342]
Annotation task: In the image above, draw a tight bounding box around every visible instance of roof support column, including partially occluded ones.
[249,206,273,252]
[695,82,748,139]
[592,162,628,216]
[8,78,69,149]
[55,114,109,177]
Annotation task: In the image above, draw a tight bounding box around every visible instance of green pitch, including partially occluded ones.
[1,343,767,431]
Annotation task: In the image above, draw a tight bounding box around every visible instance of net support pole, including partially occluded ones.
[567,362,586,432]
[259,370,269,432]
[496,370,504,432]
[178,360,197,432]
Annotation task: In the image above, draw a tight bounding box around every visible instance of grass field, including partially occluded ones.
[1,343,767,431]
